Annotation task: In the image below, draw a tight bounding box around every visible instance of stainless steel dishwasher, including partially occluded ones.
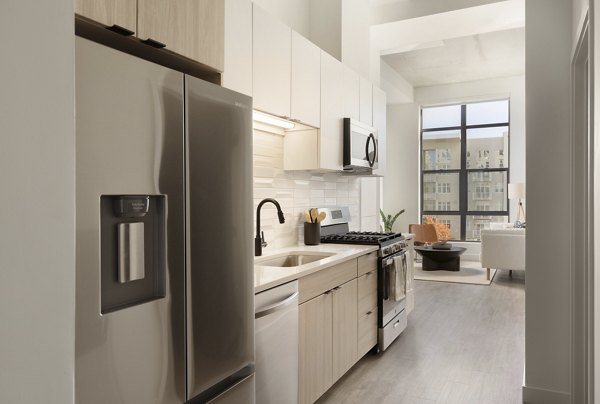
[255,280,299,404]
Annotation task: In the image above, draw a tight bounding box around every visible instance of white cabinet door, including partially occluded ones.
[359,77,373,126]
[320,51,345,171]
[222,0,252,96]
[372,85,386,176]
[342,65,360,121]
[291,31,320,128]
[252,4,291,117]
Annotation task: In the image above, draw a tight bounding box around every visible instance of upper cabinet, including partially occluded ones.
[372,86,386,176]
[319,51,346,171]
[222,0,252,96]
[76,0,225,72]
[75,0,137,33]
[253,5,291,118]
[283,50,342,171]
[291,31,321,128]
[359,77,373,126]
[137,0,224,71]
[342,65,360,121]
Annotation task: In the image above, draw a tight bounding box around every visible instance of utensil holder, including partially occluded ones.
[304,222,321,245]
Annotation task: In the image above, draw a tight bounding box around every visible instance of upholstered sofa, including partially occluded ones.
[480,228,526,280]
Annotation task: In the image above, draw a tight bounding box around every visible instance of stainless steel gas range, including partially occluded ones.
[319,207,408,351]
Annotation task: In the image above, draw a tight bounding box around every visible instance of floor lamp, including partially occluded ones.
[508,183,526,227]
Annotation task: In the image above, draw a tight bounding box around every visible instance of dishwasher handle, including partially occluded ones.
[255,291,299,319]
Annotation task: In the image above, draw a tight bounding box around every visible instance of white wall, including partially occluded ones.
[594,0,600,397]
[383,75,526,238]
[309,0,342,60]
[254,0,374,81]
[523,0,572,402]
[0,1,75,403]
[370,0,508,25]
[341,0,372,79]
[252,0,311,38]
[380,60,414,104]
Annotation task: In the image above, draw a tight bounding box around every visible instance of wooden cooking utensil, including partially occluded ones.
[310,208,318,223]
[317,211,326,223]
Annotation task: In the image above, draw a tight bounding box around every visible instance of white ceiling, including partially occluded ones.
[372,0,525,88]
[382,27,525,87]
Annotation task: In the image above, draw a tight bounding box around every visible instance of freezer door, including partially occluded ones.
[185,75,255,400]
[75,37,185,404]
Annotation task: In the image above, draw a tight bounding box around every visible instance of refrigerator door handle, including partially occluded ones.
[255,292,299,319]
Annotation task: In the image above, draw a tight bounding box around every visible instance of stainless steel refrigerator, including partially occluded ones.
[75,37,254,404]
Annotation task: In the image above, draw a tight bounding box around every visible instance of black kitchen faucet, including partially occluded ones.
[255,198,285,256]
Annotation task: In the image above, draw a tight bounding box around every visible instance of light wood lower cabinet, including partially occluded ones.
[299,292,333,404]
[299,252,379,403]
[357,268,378,357]
[332,279,358,381]
[299,279,358,404]
[357,250,377,276]
[75,0,137,33]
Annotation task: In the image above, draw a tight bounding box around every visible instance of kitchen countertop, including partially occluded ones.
[254,244,379,293]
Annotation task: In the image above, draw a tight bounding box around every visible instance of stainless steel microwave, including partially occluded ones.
[343,118,378,171]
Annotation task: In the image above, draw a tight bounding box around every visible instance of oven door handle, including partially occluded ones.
[385,250,407,266]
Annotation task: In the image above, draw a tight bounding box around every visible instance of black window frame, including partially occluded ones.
[420,101,510,241]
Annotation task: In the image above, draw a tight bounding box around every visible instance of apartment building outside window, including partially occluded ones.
[420,100,510,241]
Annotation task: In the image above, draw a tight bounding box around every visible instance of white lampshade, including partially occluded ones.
[508,182,526,199]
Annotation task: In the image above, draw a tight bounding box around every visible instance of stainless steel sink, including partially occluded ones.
[256,252,334,267]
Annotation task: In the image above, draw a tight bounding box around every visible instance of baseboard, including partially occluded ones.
[462,253,481,262]
[522,385,570,404]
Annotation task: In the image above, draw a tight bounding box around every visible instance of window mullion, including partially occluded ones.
[460,105,467,241]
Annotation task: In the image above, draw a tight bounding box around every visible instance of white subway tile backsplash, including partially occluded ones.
[253,130,361,250]
[337,182,349,191]
[293,189,310,199]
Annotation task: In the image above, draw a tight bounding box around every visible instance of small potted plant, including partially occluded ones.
[379,209,405,233]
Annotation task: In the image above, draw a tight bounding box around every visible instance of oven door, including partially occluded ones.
[379,250,407,327]
[343,118,378,170]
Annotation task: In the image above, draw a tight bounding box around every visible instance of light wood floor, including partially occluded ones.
[318,269,525,404]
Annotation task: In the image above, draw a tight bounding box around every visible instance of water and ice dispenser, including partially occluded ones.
[100,195,166,314]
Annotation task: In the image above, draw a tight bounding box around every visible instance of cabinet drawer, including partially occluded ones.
[357,251,377,276]
[357,270,377,316]
[299,260,357,304]
[357,308,377,357]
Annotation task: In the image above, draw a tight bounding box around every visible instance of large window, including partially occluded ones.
[420,100,509,241]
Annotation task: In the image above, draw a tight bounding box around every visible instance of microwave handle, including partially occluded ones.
[365,133,376,167]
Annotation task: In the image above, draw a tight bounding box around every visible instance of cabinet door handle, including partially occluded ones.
[106,24,134,36]
[333,286,341,291]
[142,38,166,48]
[366,310,373,316]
